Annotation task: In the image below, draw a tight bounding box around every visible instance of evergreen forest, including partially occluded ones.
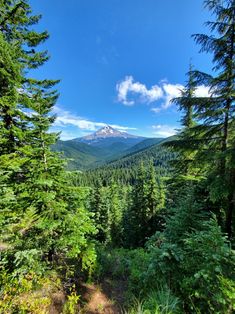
[0,0,235,313]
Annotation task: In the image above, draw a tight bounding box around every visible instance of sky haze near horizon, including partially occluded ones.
[30,0,213,139]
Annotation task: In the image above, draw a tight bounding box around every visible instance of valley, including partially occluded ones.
[52,125,165,170]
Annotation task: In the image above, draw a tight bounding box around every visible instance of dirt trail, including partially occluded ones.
[81,278,127,314]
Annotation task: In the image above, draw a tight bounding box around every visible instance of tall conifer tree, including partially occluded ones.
[109,180,123,246]
[89,181,110,243]
[191,0,235,239]
[169,0,235,239]
[0,0,96,289]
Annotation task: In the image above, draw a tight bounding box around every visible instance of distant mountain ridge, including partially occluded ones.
[74,125,145,150]
[72,125,146,156]
[52,125,165,170]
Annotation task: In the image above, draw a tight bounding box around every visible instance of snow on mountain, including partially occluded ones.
[77,125,142,141]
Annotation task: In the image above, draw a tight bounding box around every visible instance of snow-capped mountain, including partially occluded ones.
[74,125,145,148]
[52,126,165,170]
[79,125,141,141]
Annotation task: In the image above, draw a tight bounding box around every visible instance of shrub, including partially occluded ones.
[0,271,62,313]
[145,216,235,313]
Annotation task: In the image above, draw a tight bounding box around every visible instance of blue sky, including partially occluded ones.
[30,0,213,139]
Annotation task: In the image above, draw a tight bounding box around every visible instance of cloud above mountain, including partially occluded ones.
[116,76,163,105]
[53,106,136,132]
[117,76,211,113]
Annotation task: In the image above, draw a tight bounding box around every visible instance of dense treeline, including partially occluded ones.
[0,0,234,313]
[80,161,166,248]
[72,143,174,186]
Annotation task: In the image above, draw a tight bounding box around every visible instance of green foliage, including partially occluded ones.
[108,180,124,246]
[95,247,131,280]
[62,285,80,314]
[0,270,62,313]
[145,210,235,312]
[124,162,165,248]
[126,287,181,314]
[96,247,181,313]
[0,1,97,310]
[181,219,235,312]
[87,181,130,246]
[143,288,180,314]
[167,0,235,239]
[0,0,235,312]
[95,246,149,294]
[74,140,174,187]
[89,181,111,243]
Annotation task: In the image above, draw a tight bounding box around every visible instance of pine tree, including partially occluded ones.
[109,180,123,246]
[191,0,235,239]
[0,33,25,154]
[166,64,199,177]
[144,161,165,236]
[168,0,235,239]
[124,162,147,247]
[0,0,97,296]
[89,181,111,243]
[180,64,196,130]
[0,31,25,252]
[124,162,165,247]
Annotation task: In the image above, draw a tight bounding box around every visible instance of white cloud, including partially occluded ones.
[110,124,137,131]
[156,84,211,112]
[152,124,179,138]
[53,106,136,133]
[162,83,184,109]
[117,76,211,113]
[116,76,163,106]
[148,83,184,113]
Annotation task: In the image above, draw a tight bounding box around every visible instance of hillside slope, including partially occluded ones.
[105,136,175,170]
[75,137,176,186]
[51,140,107,170]
[107,137,164,162]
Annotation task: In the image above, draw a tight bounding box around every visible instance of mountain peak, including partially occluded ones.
[96,125,116,135]
[85,125,128,139]
[75,125,144,143]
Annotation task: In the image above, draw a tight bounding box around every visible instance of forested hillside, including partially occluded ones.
[52,128,166,171]
[0,0,235,314]
[52,126,151,170]
[75,139,175,186]
[52,140,108,170]
[117,137,164,156]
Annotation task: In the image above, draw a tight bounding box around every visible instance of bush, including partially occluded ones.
[181,219,235,313]
[145,216,235,313]
[0,271,62,313]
